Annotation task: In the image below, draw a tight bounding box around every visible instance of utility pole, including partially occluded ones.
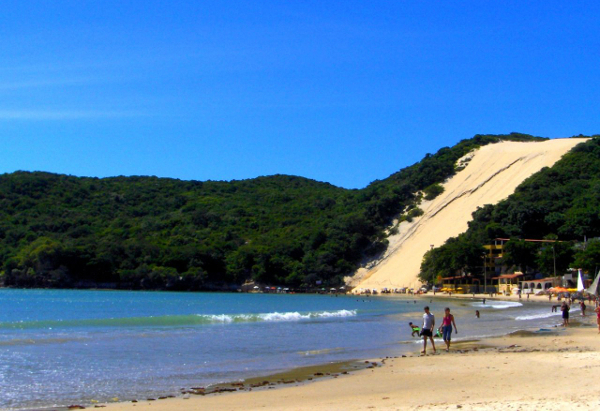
[553,244,556,277]
[430,244,434,284]
[482,253,487,294]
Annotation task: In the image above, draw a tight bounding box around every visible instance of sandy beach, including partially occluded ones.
[101,304,600,411]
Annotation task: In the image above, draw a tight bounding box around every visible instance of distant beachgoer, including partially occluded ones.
[527,293,530,300]
[552,305,560,313]
[482,298,486,305]
[420,306,436,354]
[549,295,552,302]
[475,310,480,318]
[441,307,458,352]
[580,301,586,316]
[595,305,600,333]
[409,322,420,337]
[561,302,570,327]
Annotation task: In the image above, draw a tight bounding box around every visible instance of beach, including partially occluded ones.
[101,314,600,411]
[2,290,597,410]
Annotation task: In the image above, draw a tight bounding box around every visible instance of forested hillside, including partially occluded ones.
[0,133,547,290]
[420,136,600,283]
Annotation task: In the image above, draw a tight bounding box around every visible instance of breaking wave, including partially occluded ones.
[471,301,523,309]
[0,310,357,329]
[515,307,580,321]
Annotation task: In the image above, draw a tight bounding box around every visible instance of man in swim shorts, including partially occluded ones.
[420,306,436,354]
[561,301,570,327]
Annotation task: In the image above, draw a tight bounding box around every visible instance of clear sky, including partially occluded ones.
[1,1,599,189]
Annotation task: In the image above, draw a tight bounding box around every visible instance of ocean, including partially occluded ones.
[0,289,570,410]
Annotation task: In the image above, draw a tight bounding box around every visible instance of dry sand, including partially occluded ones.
[102,317,600,411]
[349,138,588,291]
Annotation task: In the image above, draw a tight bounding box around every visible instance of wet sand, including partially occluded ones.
[98,312,600,411]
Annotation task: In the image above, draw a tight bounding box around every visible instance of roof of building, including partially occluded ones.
[521,278,556,283]
[492,273,524,280]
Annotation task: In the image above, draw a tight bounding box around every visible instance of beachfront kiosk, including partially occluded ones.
[520,278,559,294]
[492,273,523,295]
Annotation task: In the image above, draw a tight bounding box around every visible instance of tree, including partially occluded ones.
[502,240,539,273]
[573,240,600,275]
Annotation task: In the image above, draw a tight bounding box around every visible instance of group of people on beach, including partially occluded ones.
[555,296,600,329]
[409,306,458,354]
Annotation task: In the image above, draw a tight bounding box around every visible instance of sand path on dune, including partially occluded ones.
[349,138,587,290]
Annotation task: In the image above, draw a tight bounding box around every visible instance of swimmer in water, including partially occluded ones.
[408,322,420,337]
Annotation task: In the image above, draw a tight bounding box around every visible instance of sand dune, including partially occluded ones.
[348,138,588,291]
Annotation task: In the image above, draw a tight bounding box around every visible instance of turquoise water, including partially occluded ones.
[0,289,565,410]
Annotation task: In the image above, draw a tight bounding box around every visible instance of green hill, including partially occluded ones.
[0,133,548,290]
[420,135,600,283]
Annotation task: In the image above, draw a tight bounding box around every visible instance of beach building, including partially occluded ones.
[441,275,479,294]
[492,273,523,295]
[520,277,559,294]
[483,241,505,276]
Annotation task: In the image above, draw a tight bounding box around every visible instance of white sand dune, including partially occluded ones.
[348,138,588,291]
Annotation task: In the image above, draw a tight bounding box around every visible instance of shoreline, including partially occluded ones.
[96,320,600,411]
[87,307,600,411]
[13,292,597,411]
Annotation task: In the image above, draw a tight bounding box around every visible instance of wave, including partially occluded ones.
[0,310,357,330]
[204,310,357,323]
[471,301,523,309]
[515,307,580,321]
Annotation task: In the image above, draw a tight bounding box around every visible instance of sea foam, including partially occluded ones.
[471,301,523,309]
[515,307,580,321]
[199,309,357,323]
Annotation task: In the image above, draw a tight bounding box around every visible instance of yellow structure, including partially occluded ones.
[494,273,523,295]
[483,242,504,274]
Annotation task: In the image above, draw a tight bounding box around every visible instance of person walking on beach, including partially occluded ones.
[420,306,436,354]
[580,301,586,317]
[441,307,458,352]
[561,301,570,327]
[595,304,600,333]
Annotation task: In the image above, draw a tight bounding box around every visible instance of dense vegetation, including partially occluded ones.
[0,133,548,290]
[420,135,600,284]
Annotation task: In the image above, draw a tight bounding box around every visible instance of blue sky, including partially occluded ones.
[1,1,599,188]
